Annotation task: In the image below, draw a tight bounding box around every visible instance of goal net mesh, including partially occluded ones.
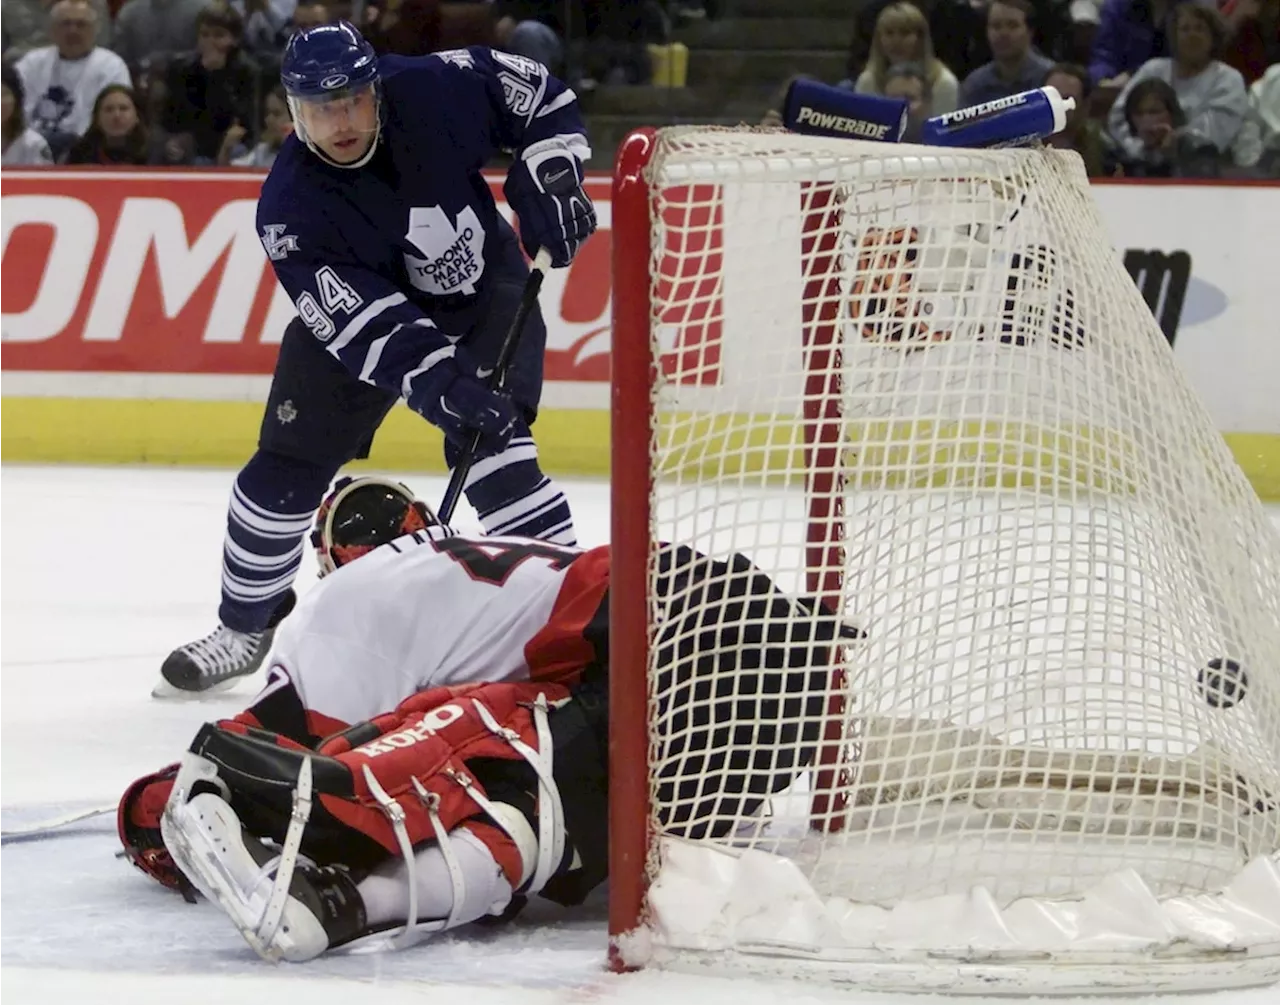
[636,128,1280,934]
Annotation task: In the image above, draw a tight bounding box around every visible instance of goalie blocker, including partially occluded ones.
[154,547,861,962]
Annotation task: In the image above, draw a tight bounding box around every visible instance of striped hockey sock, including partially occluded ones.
[462,435,576,545]
[218,452,333,632]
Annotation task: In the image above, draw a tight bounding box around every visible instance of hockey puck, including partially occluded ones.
[1198,658,1248,709]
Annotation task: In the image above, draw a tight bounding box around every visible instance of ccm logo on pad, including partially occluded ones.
[357,704,466,758]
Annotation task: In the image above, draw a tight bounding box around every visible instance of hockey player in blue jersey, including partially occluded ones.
[154,22,597,697]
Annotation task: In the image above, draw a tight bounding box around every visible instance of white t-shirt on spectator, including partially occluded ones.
[2,128,55,166]
[15,45,132,141]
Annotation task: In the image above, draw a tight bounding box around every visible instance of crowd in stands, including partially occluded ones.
[1,0,709,166]
[833,0,1279,176]
[2,0,1276,176]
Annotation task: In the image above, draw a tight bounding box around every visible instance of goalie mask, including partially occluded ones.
[310,476,437,576]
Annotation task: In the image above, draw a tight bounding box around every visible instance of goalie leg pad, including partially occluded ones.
[182,721,394,873]
[182,682,572,894]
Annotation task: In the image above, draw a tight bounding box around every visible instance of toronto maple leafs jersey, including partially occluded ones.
[253,526,610,737]
[255,47,590,403]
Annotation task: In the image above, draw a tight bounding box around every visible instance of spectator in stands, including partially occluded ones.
[1107,2,1247,166]
[1088,0,1196,89]
[1043,61,1109,173]
[14,0,131,159]
[162,1,260,163]
[573,1,661,87]
[846,0,1072,84]
[324,0,363,24]
[216,82,289,164]
[959,0,1055,106]
[492,1,564,73]
[1220,0,1279,84]
[290,0,331,31]
[1067,0,1103,63]
[364,0,452,57]
[1232,61,1280,173]
[1224,57,1279,169]
[882,61,933,140]
[851,2,958,117]
[2,62,54,164]
[228,0,296,63]
[2,0,113,60]
[1107,76,1188,171]
[63,83,169,162]
[112,0,213,73]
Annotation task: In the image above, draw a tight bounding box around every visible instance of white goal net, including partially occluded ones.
[608,127,1280,995]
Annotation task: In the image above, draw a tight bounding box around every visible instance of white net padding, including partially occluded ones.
[622,128,1280,993]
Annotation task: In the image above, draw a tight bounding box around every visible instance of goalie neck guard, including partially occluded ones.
[310,476,437,576]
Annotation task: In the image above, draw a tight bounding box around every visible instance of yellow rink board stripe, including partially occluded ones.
[3,396,1278,502]
[0,398,610,476]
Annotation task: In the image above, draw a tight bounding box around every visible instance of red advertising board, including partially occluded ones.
[1,169,615,384]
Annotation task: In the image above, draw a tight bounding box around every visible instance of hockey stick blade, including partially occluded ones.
[438,247,553,525]
[1,803,116,842]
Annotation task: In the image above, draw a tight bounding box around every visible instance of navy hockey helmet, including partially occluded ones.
[310,476,438,576]
[280,21,381,167]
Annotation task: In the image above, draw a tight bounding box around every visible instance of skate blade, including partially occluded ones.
[151,677,243,700]
[161,798,283,962]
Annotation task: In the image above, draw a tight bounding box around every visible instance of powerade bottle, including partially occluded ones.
[921,86,1075,149]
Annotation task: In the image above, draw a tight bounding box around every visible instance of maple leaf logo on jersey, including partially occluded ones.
[403,206,487,297]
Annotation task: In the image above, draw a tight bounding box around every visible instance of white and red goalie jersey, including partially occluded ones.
[248,526,610,742]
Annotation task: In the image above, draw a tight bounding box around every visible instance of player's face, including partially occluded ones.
[295,85,379,164]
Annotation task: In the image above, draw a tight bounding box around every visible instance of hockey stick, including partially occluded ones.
[1,803,115,842]
[438,246,553,526]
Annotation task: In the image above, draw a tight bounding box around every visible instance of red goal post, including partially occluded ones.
[610,127,862,960]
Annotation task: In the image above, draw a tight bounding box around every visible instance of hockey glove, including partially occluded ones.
[507,136,596,269]
[408,350,518,456]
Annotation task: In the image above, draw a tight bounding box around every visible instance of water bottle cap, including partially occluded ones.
[1043,84,1076,135]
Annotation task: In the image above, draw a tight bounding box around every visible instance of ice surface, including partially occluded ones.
[3,465,1278,1005]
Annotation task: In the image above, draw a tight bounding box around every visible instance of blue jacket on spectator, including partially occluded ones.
[1088,0,1192,85]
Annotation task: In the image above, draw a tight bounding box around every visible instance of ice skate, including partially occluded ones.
[153,592,295,699]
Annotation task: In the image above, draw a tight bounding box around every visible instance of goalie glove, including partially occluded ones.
[117,763,198,901]
[506,136,596,268]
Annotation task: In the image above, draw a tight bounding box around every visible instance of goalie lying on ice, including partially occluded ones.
[121,480,860,962]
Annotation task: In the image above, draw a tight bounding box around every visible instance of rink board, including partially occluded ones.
[4,393,1278,501]
[0,394,611,476]
[2,172,1278,498]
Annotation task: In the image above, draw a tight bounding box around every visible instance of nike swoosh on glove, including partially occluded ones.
[408,353,518,457]
[507,135,597,269]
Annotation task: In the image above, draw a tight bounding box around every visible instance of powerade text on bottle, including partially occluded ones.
[921,86,1075,149]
